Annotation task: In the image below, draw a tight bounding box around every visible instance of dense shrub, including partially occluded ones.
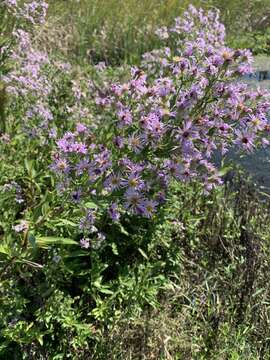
[51,6,270,240]
[1,1,270,359]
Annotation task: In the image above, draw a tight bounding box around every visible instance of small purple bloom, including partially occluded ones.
[140,200,158,218]
[13,220,29,233]
[108,203,121,221]
[113,136,125,149]
[80,237,90,249]
[128,134,143,153]
[124,189,144,214]
[79,209,96,231]
[76,123,87,133]
[234,130,255,152]
[71,189,82,203]
[104,173,121,191]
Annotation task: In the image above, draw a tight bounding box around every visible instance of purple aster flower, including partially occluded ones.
[209,54,224,67]
[113,136,125,149]
[218,123,231,134]
[51,158,70,174]
[121,173,144,190]
[71,189,82,203]
[176,120,199,145]
[128,134,143,153]
[145,115,165,140]
[236,63,252,76]
[75,159,90,176]
[108,203,121,222]
[13,220,29,233]
[153,77,174,97]
[120,159,145,174]
[183,43,194,56]
[76,123,87,134]
[234,130,255,152]
[203,173,223,193]
[164,160,184,178]
[71,142,88,154]
[56,138,72,153]
[94,149,112,173]
[247,115,266,131]
[140,199,158,218]
[104,173,121,191]
[80,237,90,249]
[110,83,123,96]
[178,167,196,182]
[124,188,144,214]
[117,108,133,127]
[79,209,96,231]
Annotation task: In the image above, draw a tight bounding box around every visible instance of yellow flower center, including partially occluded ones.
[128,178,138,187]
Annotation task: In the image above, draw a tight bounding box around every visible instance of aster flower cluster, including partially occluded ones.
[51,6,270,241]
[4,29,50,97]
[2,181,24,204]
[0,0,92,145]
[3,0,48,26]
[1,0,51,134]
[2,0,91,141]
[1,0,48,69]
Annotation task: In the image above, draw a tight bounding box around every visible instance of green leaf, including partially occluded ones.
[37,335,44,346]
[111,243,119,255]
[98,287,114,295]
[64,250,89,258]
[28,233,36,249]
[24,159,33,174]
[0,244,11,256]
[18,259,43,269]
[85,202,98,209]
[36,237,78,248]
[138,248,148,260]
[118,223,129,236]
[219,165,233,176]
[55,219,77,227]
[41,203,50,217]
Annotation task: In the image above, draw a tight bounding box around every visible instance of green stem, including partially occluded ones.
[0,81,6,134]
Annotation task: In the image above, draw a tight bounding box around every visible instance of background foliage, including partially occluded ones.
[41,0,270,64]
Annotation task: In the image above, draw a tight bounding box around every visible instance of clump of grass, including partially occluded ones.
[90,174,270,359]
[44,0,203,64]
[41,0,270,65]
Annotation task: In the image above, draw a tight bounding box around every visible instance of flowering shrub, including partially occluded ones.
[2,3,270,359]
[1,0,49,136]
[1,0,98,142]
[3,0,48,25]
[1,0,48,69]
[51,6,270,244]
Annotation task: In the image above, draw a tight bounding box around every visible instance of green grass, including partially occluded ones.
[91,175,270,359]
[44,0,197,64]
[38,0,270,65]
